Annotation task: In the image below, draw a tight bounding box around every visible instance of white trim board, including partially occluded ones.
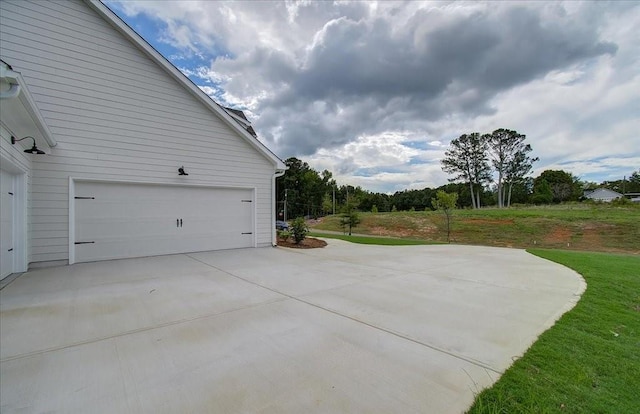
[1,154,29,275]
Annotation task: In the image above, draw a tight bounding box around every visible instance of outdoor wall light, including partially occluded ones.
[178,166,188,176]
[11,136,45,154]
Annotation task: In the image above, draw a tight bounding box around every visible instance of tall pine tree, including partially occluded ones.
[441,133,491,209]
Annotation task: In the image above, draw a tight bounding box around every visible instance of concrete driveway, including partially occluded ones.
[0,241,584,413]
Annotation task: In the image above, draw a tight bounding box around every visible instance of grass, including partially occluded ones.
[308,232,433,245]
[309,204,640,253]
[467,250,640,413]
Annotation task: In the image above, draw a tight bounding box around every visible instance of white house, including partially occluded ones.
[584,188,623,202]
[0,0,286,279]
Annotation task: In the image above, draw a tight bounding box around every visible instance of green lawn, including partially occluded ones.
[468,250,640,413]
[308,232,433,245]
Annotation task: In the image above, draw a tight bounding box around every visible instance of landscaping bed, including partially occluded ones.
[277,236,327,249]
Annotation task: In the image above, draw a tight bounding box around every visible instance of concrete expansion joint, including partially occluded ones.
[0,296,288,363]
[185,254,502,375]
[298,301,502,375]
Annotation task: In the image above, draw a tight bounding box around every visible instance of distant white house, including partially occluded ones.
[0,0,286,278]
[584,188,623,202]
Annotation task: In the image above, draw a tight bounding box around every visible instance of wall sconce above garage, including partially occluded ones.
[11,136,46,154]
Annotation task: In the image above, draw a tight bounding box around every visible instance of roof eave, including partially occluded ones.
[0,64,57,148]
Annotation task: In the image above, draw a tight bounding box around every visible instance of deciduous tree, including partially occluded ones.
[530,178,553,204]
[534,170,581,203]
[431,190,458,243]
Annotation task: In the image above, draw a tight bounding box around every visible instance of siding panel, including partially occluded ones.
[0,0,278,263]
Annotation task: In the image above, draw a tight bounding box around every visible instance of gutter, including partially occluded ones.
[272,169,287,246]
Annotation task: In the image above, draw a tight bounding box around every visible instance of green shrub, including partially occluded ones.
[291,217,308,244]
[371,205,378,213]
[611,197,632,206]
[278,230,291,241]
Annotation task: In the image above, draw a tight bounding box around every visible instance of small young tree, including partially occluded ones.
[431,190,458,243]
[290,217,308,244]
[340,210,361,236]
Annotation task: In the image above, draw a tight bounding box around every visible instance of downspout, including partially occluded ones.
[272,169,286,246]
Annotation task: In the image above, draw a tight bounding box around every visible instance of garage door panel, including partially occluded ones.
[76,217,177,241]
[75,235,179,262]
[74,181,254,263]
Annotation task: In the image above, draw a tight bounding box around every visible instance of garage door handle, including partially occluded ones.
[177,219,183,227]
[75,241,95,245]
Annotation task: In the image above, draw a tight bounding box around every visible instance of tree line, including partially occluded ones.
[276,153,639,219]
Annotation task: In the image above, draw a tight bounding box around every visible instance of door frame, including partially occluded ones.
[0,154,28,276]
[69,177,257,264]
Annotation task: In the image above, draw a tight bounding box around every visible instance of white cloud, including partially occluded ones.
[304,132,449,193]
[109,0,640,191]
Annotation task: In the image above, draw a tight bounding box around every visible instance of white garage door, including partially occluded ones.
[73,181,254,263]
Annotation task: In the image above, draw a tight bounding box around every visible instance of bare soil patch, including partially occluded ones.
[581,226,604,250]
[545,227,572,244]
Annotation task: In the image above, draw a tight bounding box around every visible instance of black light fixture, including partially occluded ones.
[11,136,45,154]
[178,166,188,176]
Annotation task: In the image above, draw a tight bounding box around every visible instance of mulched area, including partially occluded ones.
[277,237,327,249]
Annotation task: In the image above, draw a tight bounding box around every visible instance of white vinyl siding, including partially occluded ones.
[0,0,277,264]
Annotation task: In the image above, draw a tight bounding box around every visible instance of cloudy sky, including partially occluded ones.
[107,0,639,193]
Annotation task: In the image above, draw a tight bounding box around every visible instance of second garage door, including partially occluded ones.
[73,181,254,263]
